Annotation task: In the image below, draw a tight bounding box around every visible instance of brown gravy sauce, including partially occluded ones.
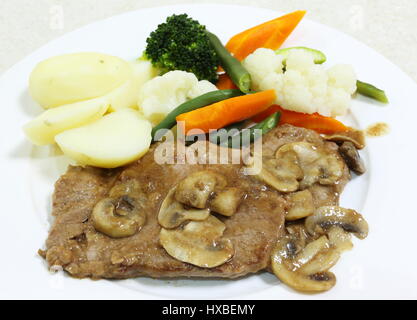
[365,122,390,137]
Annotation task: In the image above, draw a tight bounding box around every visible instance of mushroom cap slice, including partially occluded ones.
[209,187,245,217]
[256,141,345,193]
[286,190,315,221]
[271,235,336,292]
[281,142,344,188]
[338,141,366,175]
[158,187,210,229]
[295,236,330,266]
[305,206,369,239]
[91,196,146,238]
[323,129,366,150]
[298,248,341,275]
[296,227,353,275]
[327,226,354,252]
[256,155,303,193]
[159,215,234,268]
[175,171,227,209]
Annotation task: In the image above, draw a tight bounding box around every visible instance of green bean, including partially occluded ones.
[209,120,247,145]
[243,112,281,145]
[213,112,281,148]
[151,89,244,141]
[356,80,389,103]
[205,31,252,93]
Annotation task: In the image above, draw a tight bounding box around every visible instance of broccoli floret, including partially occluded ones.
[144,14,219,83]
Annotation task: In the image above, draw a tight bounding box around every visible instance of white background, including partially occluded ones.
[1,0,417,82]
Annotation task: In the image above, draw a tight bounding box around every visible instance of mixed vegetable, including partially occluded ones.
[252,105,349,134]
[176,90,276,134]
[24,10,388,169]
[211,112,281,148]
[151,89,243,140]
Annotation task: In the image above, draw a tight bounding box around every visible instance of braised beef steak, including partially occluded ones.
[41,125,349,279]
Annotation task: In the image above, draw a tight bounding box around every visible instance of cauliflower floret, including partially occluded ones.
[285,49,315,74]
[242,48,284,90]
[324,87,351,116]
[137,70,217,125]
[281,70,315,114]
[189,79,218,98]
[242,48,357,117]
[327,64,357,94]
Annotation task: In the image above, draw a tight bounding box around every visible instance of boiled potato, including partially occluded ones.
[29,52,131,109]
[105,80,136,112]
[107,59,158,112]
[23,97,109,145]
[55,109,152,168]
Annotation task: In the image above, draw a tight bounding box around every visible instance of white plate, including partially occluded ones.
[1,4,416,300]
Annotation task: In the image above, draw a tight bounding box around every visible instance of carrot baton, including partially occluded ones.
[226,10,306,61]
[176,90,276,134]
[252,105,349,135]
[216,11,306,90]
[216,73,238,90]
[152,89,244,141]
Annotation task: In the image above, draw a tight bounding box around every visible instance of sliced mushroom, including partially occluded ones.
[286,223,310,250]
[271,235,336,292]
[327,226,353,252]
[255,154,303,193]
[91,196,146,238]
[305,206,369,239]
[175,171,227,209]
[209,187,245,217]
[295,236,329,267]
[315,155,345,185]
[159,215,234,268]
[323,129,366,149]
[295,234,341,275]
[338,141,366,175]
[297,227,352,275]
[282,142,344,188]
[286,190,315,221]
[158,187,210,229]
[257,142,344,193]
[298,248,341,275]
[274,209,363,292]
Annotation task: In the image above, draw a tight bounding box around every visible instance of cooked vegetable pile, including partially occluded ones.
[23,10,388,169]
[243,48,357,117]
